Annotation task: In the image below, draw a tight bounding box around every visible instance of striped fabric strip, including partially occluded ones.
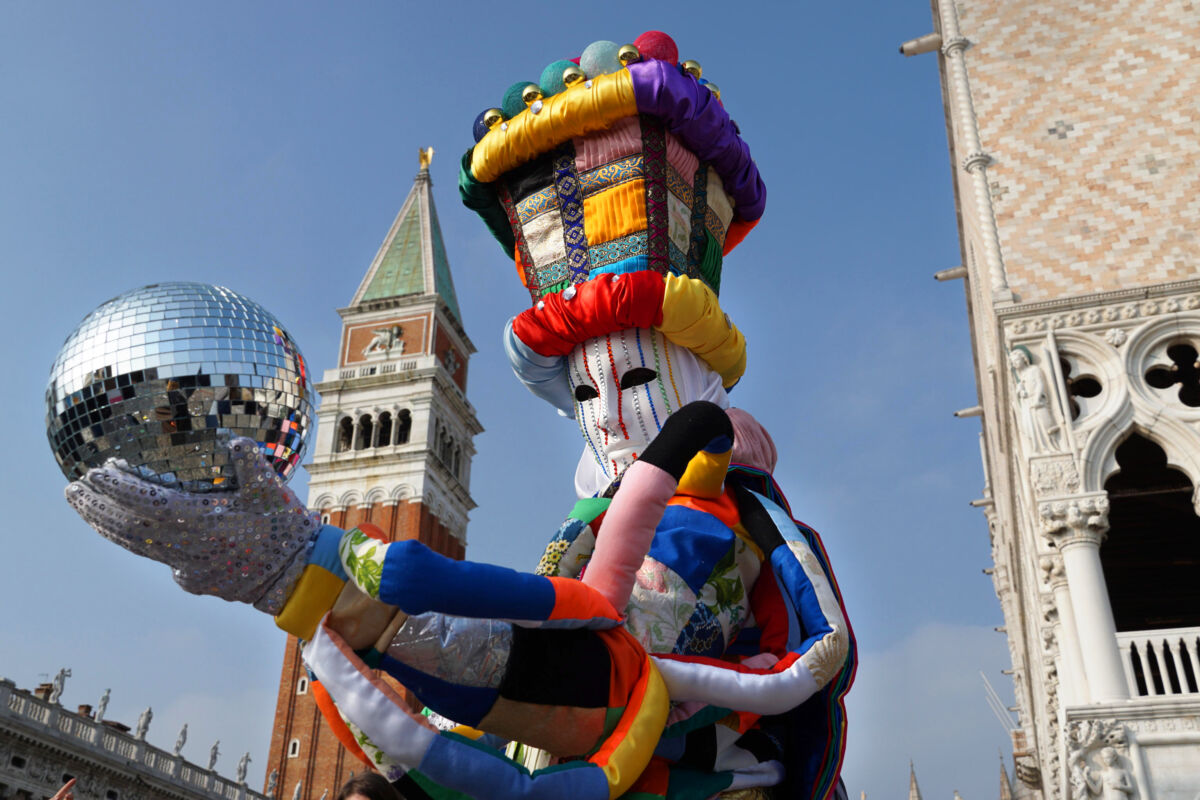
[639,114,669,275]
[498,184,538,301]
[686,162,710,276]
[551,146,591,284]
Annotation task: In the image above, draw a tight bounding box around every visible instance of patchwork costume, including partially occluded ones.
[65,30,856,800]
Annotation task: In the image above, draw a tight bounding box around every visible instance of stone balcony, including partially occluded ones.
[1060,627,1200,800]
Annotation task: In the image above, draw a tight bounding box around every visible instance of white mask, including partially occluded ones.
[568,327,729,492]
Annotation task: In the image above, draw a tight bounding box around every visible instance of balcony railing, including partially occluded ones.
[1115,626,1200,697]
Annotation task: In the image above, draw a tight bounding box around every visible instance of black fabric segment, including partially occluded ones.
[500,626,611,708]
[678,724,718,771]
[503,153,556,204]
[394,773,436,799]
[736,727,784,764]
[639,401,733,481]
[733,483,787,556]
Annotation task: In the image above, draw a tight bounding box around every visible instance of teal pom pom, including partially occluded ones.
[580,40,621,78]
[502,81,532,118]
[539,59,577,97]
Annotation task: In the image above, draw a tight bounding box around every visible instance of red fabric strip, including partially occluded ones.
[511,271,666,356]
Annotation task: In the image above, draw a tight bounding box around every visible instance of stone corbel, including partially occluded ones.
[1039,494,1109,548]
[1039,553,1067,589]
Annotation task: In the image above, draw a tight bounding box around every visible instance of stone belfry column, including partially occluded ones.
[1039,494,1128,702]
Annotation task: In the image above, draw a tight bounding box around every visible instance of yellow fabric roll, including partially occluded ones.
[582,179,647,247]
[658,274,747,388]
[274,565,347,640]
[678,448,733,499]
[598,660,669,800]
[471,70,638,184]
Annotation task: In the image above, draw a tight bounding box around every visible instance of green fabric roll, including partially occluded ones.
[458,148,515,256]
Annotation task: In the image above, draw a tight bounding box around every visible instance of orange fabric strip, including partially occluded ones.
[546,576,622,622]
[667,487,741,530]
[583,179,648,247]
[310,680,374,768]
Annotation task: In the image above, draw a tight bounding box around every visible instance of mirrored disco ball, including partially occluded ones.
[46,282,314,491]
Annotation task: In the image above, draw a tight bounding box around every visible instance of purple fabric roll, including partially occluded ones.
[628,59,766,222]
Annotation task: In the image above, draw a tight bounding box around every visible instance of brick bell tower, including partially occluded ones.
[264,148,481,799]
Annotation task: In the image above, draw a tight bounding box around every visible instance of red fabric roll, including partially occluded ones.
[511,272,666,356]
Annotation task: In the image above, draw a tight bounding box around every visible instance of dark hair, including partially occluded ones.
[336,772,401,800]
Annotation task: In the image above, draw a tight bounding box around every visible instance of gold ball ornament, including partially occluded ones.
[482,108,504,130]
[562,65,586,87]
[682,60,702,79]
[618,44,641,66]
[521,84,544,107]
[705,81,721,101]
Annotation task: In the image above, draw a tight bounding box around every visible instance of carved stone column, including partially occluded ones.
[1040,494,1129,702]
[1040,554,1089,705]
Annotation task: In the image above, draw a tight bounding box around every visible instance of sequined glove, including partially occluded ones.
[64,437,319,614]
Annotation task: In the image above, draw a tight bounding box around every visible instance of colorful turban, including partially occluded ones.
[458,32,764,405]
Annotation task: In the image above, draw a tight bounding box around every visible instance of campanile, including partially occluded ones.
[264,149,481,799]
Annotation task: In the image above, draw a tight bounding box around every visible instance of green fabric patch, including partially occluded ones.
[666,766,733,799]
[539,278,569,296]
[699,231,723,295]
[409,770,474,800]
[569,497,612,525]
[661,704,731,739]
[342,528,384,598]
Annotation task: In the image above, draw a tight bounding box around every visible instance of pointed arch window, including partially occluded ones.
[1102,433,1200,633]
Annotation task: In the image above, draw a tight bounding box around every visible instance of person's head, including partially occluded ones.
[1009,347,1031,369]
[337,772,400,800]
[1099,747,1118,766]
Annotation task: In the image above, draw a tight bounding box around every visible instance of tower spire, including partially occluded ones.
[999,752,1013,800]
[908,761,922,800]
[350,146,461,324]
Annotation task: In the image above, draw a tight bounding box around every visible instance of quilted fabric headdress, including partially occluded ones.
[459,31,765,408]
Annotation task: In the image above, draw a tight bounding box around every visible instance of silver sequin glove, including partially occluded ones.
[64,437,319,614]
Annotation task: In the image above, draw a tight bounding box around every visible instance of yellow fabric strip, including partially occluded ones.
[598,660,669,799]
[583,179,648,247]
[677,449,733,499]
[448,724,486,741]
[658,274,747,388]
[274,565,346,640]
[471,71,638,184]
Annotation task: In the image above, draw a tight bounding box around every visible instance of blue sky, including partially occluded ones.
[1,2,1016,797]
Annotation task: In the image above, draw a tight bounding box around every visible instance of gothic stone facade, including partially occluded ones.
[926,1,1200,798]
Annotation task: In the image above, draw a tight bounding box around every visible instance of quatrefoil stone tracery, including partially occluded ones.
[1145,342,1200,408]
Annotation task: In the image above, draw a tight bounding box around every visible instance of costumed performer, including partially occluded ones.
[64,29,856,800]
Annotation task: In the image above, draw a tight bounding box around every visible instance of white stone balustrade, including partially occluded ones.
[1116,627,1200,698]
[1,678,267,799]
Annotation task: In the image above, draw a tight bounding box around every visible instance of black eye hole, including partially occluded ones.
[574,384,600,402]
[620,367,657,390]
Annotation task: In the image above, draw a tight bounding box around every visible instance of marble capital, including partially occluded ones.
[1039,494,1109,548]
